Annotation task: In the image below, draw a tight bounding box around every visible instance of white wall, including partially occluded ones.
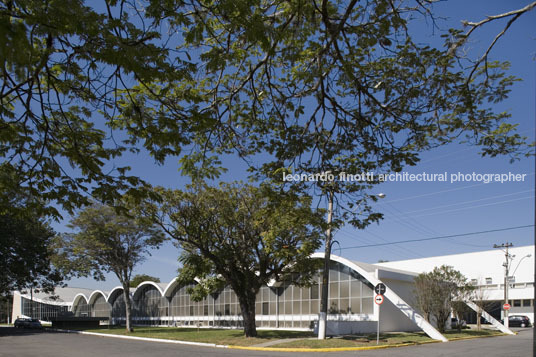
[377,246,535,322]
[376,246,534,286]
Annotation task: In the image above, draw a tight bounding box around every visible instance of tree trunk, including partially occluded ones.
[239,293,257,337]
[477,310,482,331]
[122,284,133,332]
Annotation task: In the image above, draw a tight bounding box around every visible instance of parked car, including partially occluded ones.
[501,315,532,327]
[14,318,42,329]
[450,318,467,329]
[27,319,42,329]
[14,318,31,328]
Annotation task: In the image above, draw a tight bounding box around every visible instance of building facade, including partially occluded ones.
[13,247,533,339]
[378,245,535,323]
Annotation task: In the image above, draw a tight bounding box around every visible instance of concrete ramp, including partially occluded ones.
[465,300,514,335]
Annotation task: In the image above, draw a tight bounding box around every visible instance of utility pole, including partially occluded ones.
[493,242,513,328]
[318,190,334,340]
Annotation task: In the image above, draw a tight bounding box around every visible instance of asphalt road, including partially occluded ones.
[0,327,532,357]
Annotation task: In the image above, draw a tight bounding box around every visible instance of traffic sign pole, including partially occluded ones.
[377,304,380,345]
[374,294,384,345]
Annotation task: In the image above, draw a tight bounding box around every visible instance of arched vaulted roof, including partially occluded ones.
[163,277,201,299]
[87,290,108,305]
[132,281,164,301]
[72,293,89,307]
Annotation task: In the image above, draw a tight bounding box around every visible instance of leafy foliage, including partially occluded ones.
[0,0,180,217]
[1,0,533,226]
[414,265,473,333]
[0,209,62,296]
[145,182,324,336]
[116,0,533,229]
[129,274,160,288]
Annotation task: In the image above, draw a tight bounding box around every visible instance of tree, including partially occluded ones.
[58,202,165,332]
[0,209,62,296]
[129,274,160,288]
[414,265,472,333]
[471,283,492,331]
[145,182,324,337]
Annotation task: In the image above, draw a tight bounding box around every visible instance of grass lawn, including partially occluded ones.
[74,326,314,346]
[69,326,506,348]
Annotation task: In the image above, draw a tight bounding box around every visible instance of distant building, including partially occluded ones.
[12,246,533,340]
[378,245,534,323]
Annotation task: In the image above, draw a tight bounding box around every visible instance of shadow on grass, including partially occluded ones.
[78,326,314,340]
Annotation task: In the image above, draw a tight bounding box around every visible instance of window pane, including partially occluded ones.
[302,287,310,300]
[330,282,339,299]
[310,300,319,314]
[301,300,309,315]
[350,297,361,313]
[362,297,373,314]
[340,281,350,298]
[328,299,338,313]
[293,286,301,300]
[293,300,300,314]
[340,298,349,314]
[311,285,319,299]
[350,281,361,298]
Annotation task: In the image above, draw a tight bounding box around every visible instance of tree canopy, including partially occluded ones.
[1,0,533,222]
[57,202,165,331]
[145,182,324,337]
[129,274,160,288]
[116,0,533,226]
[0,209,62,296]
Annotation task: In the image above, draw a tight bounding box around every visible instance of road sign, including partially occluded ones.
[374,294,384,305]
[503,303,511,310]
[374,283,386,295]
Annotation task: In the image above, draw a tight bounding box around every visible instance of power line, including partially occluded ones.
[385,172,535,204]
[408,195,535,218]
[340,224,534,250]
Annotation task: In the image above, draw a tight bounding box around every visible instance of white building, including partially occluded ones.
[12,246,533,339]
[378,245,535,322]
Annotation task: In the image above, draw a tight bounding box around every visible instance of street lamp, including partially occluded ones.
[511,254,532,278]
[318,192,385,340]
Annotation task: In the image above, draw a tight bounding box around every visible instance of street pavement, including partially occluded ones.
[0,327,532,357]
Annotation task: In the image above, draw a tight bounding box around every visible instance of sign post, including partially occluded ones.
[374,291,385,345]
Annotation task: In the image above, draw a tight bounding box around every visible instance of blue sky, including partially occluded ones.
[57,0,535,291]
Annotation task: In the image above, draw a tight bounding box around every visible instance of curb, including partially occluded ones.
[228,342,417,352]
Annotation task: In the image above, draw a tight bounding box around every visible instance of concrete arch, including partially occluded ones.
[107,287,126,305]
[132,281,164,301]
[163,277,201,299]
[88,290,108,305]
[311,253,447,342]
[72,293,89,307]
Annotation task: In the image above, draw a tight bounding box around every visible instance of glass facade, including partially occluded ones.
[21,297,69,321]
[73,298,89,317]
[91,294,111,318]
[28,260,375,328]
